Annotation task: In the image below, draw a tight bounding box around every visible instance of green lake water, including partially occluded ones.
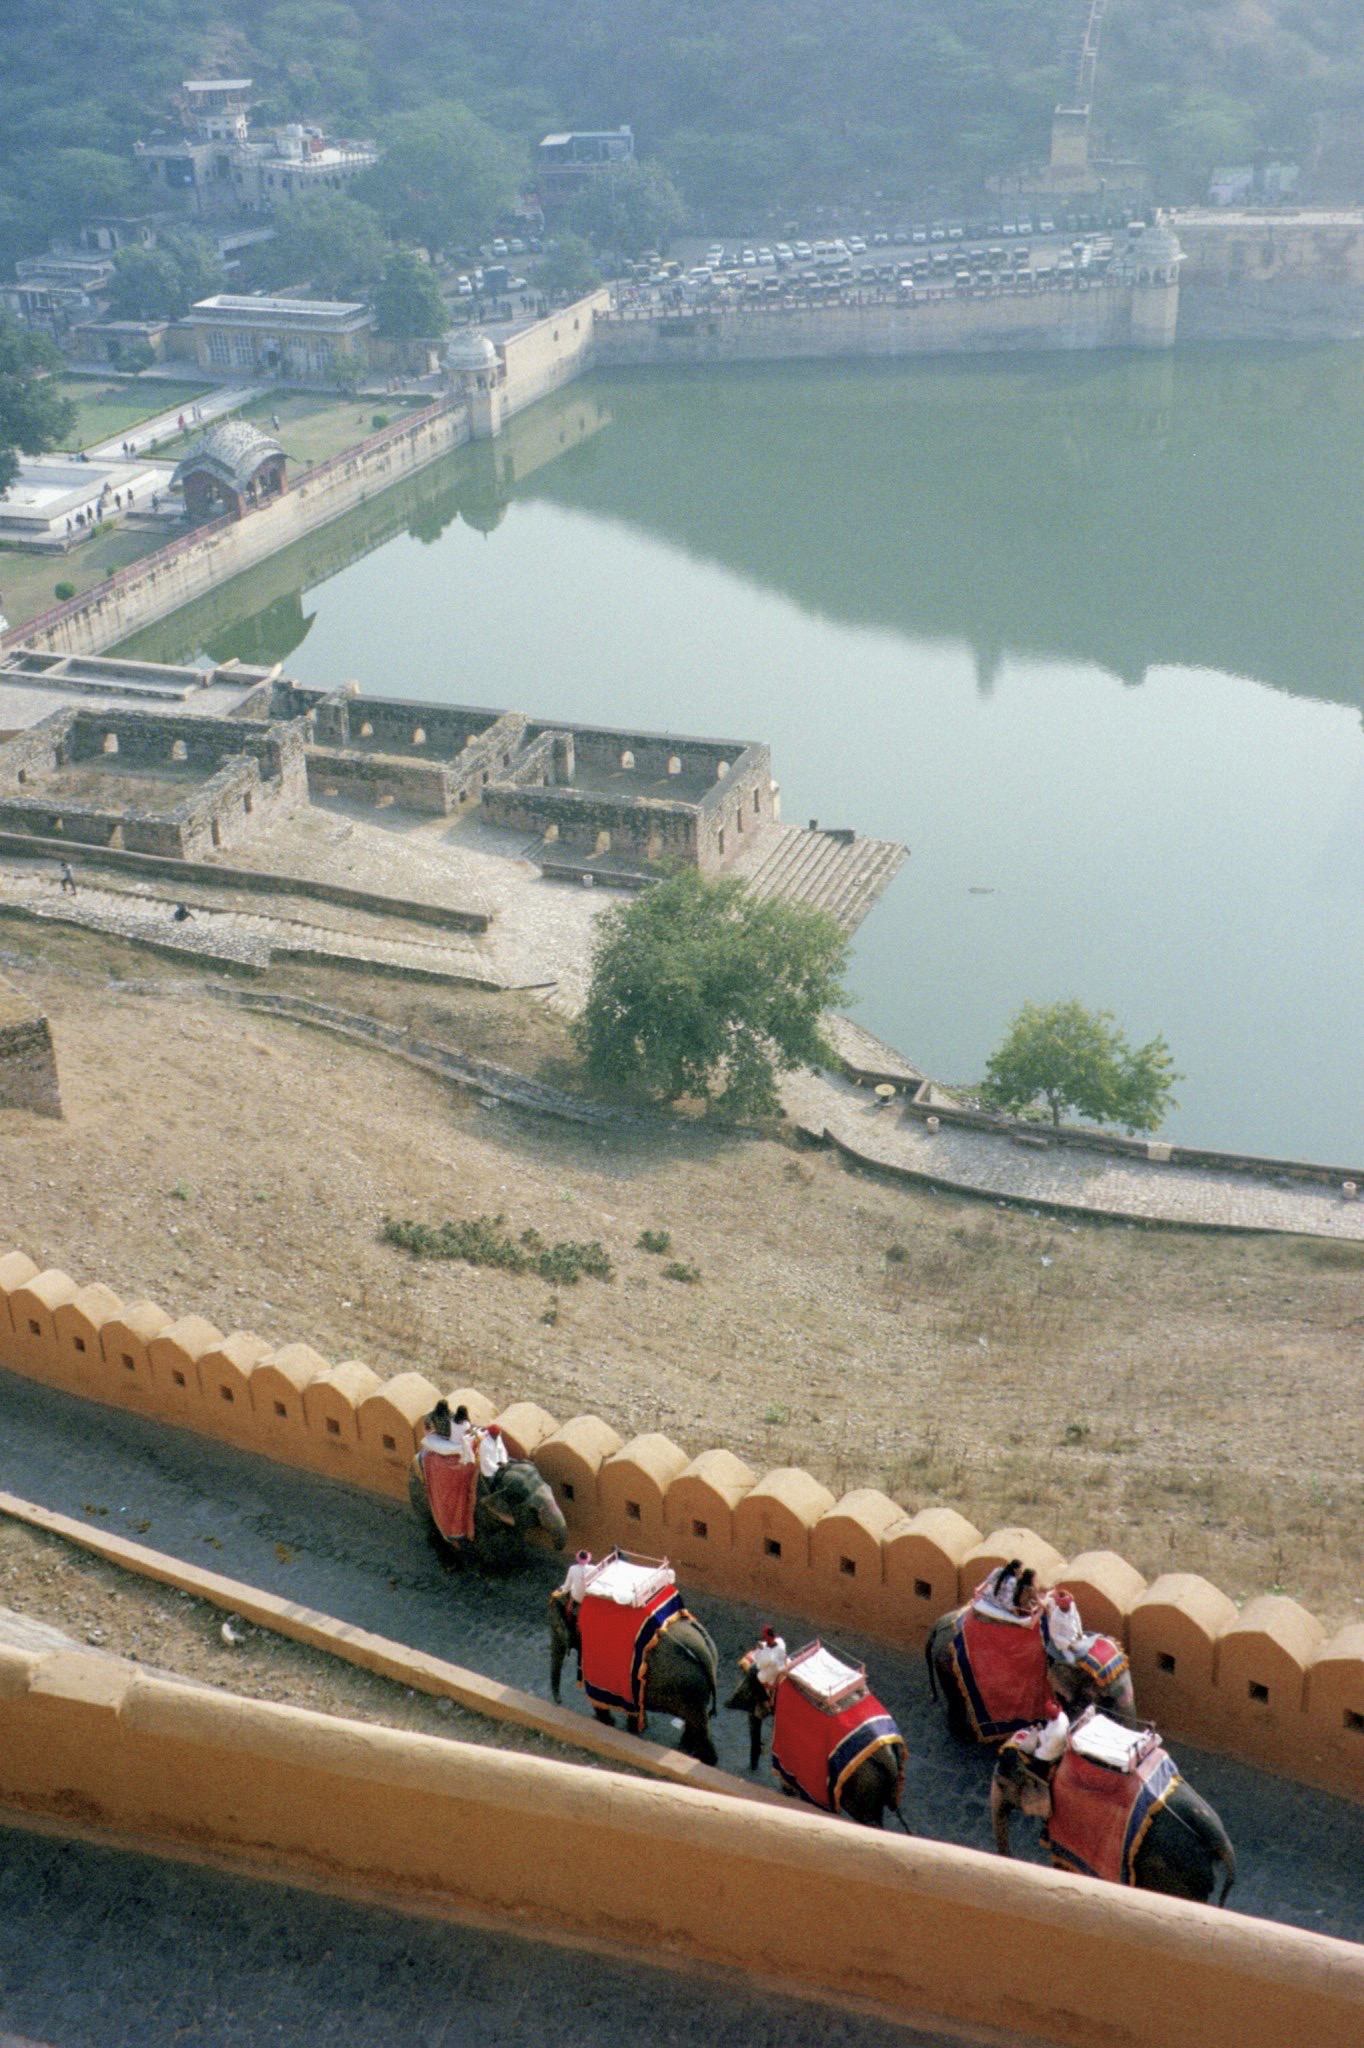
[122,345,1364,1164]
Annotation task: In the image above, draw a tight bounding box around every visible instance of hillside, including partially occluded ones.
[3,0,1363,271]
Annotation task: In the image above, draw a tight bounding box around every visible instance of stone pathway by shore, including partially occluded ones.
[84,384,269,461]
[782,1067,1364,1240]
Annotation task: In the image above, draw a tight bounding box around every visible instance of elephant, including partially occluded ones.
[925,1604,1137,1743]
[990,1739,1236,1903]
[409,1456,567,1569]
[726,1667,908,1830]
[548,1593,720,1765]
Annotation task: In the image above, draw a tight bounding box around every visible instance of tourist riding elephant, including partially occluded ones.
[990,1740,1236,1903]
[548,1594,720,1765]
[925,1604,1137,1743]
[409,1457,567,1569]
[725,1666,907,1829]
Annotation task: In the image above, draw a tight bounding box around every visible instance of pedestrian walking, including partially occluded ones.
[59,862,77,895]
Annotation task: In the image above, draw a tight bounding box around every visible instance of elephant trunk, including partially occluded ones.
[990,1779,1016,1857]
[535,1485,568,1550]
[1215,1836,1237,1906]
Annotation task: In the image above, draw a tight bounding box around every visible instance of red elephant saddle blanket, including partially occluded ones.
[1073,1635,1131,1693]
[1044,1741,1181,1885]
[951,1608,1051,1741]
[579,1585,688,1727]
[420,1450,477,1543]
[771,1681,906,1815]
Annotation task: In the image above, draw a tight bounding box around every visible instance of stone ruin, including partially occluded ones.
[0,979,61,1119]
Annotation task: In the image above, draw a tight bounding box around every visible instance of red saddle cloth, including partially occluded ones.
[771,1680,905,1815]
[952,1608,1051,1740]
[579,1586,685,1726]
[1045,1743,1181,1885]
[421,1451,478,1543]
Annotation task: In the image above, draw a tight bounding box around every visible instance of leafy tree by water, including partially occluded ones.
[252,193,387,298]
[0,322,76,493]
[981,999,1180,1133]
[576,868,848,1118]
[357,105,523,257]
[373,250,450,337]
[536,232,602,300]
[566,159,686,258]
[105,230,225,322]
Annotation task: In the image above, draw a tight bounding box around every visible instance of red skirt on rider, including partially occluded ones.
[422,1453,478,1543]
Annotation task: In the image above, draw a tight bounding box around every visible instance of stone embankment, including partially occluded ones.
[734,823,906,932]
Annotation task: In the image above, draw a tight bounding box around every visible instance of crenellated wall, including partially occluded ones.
[1,1243,1360,1803]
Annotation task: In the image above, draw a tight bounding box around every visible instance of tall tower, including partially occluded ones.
[1122,219,1184,349]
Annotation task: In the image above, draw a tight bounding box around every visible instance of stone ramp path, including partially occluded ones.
[733,823,907,932]
[0,1370,1360,1944]
[0,868,500,987]
[784,1067,1364,1240]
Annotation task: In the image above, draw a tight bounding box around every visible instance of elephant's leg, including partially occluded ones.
[748,1712,764,1771]
[593,1706,616,1727]
[549,1633,566,1706]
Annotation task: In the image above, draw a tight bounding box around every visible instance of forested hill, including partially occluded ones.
[3,0,1363,262]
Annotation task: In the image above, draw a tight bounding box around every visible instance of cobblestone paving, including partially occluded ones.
[783,1070,1364,1241]
[0,1822,951,2048]
[0,1373,1359,1948]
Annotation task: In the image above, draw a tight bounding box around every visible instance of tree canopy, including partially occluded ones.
[575,868,848,1118]
[252,193,388,298]
[981,999,1180,1133]
[373,250,449,338]
[536,231,601,300]
[357,105,524,257]
[106,229,225,322]
[0,322,76,493]
[565,160,685,259]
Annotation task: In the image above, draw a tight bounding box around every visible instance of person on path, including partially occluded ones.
[171,903,194,923]
[59,862,77,895]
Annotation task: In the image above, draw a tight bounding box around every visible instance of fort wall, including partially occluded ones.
[0,1638,1361,2048]
[1,1244,1360,1804]
[1175,211,1364,340]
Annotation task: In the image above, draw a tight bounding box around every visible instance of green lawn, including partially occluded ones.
[0,526,164,633]
[57,376,215,451]
[148,390,430,470]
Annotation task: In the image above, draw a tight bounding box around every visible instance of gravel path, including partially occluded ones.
[0,1371,1359,1947]
[784,1070,1364,1241]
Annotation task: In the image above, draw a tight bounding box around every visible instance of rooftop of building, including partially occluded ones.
[171,419,284,493]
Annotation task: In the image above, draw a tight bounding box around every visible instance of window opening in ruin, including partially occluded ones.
[326,1417,341,1436]
[625,1500,641,1520]
[692,1519,708,1541]
[243,793,252,814]
[210,820,221,847]
[667,755,681,776]
[171,739,188,761]
[754,790,761,813]
[560,1480,576,1501]
[914,1578,932,1600]
[839,1556,857,1576]
[1247,1680,1269,1704]
[27,1319,40,1336]
[412,727,426,746]
[220,1385,234,1403]
[382,1434,397,1452]
[1345,1710,1364,1734]
[73,1336,86,1353]
[595,829,611,855]
[359,722,374,738]
[172,1370,186,1387]
[718,829,725,855]
[1157,1652,1177,1674]
[716,761,729,778]
[736,806,744,832]
[543,822,559,842]
[102,733,118,755]
[764,1537,782,1559]
[620,750,635,770]
[273,1400,287,1418]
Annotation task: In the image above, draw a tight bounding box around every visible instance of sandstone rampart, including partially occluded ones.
[1,1244,1360,1803]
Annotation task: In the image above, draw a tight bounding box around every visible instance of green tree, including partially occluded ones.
[575,868,848,1118]
[536,231,601,300]
[981,1000,1180,1133]
[255,193,387,297]
[106,229,225,321]
[357,105,523,257]
[565,159,686,259]
[0,321,76,492]
[373,249,449,337]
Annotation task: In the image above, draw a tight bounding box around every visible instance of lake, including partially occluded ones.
[121,345,1364,1163]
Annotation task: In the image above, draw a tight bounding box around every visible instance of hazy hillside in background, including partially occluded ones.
[3,0,1363,267]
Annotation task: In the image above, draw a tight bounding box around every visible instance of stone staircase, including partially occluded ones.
[734,825,907,934]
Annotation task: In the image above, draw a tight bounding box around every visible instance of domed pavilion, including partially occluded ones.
[172,419,287,522]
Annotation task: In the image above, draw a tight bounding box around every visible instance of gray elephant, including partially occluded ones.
[726,1665,908,1829]
[548,1592,720,1765]
[925,1604,1137,1743]
[409,1457,567,1568]
[990,1738,1236,1903]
